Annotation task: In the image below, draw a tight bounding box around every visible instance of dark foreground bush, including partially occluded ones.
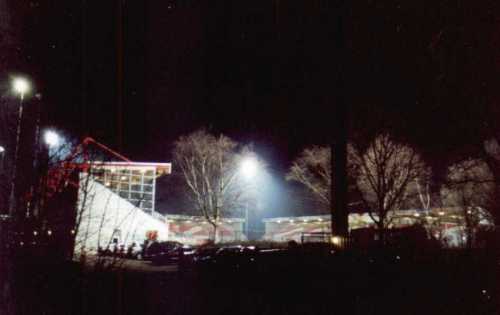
[9,248,500,315]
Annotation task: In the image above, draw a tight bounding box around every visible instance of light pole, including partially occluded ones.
[26,129,62,218]
[240,156,258,239]
[0,146,5,171]
[8,77,31,217]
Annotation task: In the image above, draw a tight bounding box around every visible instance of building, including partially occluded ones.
[74,161,247,255]
[165,214,246,245]
[74,162,171,255]
[262,208,494,247]
[87,162,171,215]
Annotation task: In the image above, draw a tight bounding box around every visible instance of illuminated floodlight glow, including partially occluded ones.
[44,130,61,148]
[0,146,4,153]
[240,157,258,179]
[331,236,342,246]
[12,77,30,96]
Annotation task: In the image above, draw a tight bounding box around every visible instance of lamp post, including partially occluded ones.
[8,77,31,217]
[0,146,5,171]
[240,156,258,239]
[26,129,62,218]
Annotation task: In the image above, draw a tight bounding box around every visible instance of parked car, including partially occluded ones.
[143,241,194,264]
[193,245,259,272]
[125,242,143,259]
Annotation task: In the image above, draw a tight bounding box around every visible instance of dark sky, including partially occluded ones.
[4,0,500,175]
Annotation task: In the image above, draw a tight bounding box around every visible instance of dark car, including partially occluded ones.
[195,245,259,272]
[192,246,220,265]
[143,241,183,262]
[148,242,196,265]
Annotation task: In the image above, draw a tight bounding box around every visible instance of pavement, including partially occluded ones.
[83,255,179,273]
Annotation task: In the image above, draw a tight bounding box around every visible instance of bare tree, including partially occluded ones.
[173,129,247,241]
[482,138,500,226]
[350,134,428,238]
[441,158,494,248]
[403,167,437,211]
[286,146,331,211]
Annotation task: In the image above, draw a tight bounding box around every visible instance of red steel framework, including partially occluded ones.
[45,137,131,199]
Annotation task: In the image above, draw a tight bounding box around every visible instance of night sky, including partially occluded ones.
[3,0,500,216]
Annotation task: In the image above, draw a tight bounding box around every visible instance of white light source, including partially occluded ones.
[12,77,30,96]
[331,236,342,246]
[0,146,4,153]
[44,130,61,148]
[240,157,258,179]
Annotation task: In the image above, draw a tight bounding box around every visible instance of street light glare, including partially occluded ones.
[241,157,258,179]
[44,130,61,148]
[12,77,30,95]
[0,146,4,153]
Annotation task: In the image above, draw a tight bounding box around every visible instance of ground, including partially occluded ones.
[9,248,500,315]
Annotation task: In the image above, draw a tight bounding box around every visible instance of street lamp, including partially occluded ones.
[240,156,259,239]
[12,77,30,98]
[0,146,4,171]
[8,76,32,217]
[44,130,61,148]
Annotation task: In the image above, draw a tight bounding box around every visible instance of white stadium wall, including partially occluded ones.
[165,215,246,245]
[262,209,494,246]
[74,174,168,255]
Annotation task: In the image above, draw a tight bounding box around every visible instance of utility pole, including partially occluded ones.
[331,0,349,242]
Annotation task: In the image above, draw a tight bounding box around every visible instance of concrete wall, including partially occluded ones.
[165,215,246,245]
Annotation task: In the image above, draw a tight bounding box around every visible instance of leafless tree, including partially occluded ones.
[440,158,494,248]
[482,138,500,225]
[173,129,249,241]
[350,134,428,238]
[286,146,331,211]
[403,166,439,211]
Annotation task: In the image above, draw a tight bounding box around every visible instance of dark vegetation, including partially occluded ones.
[10,240,500,315]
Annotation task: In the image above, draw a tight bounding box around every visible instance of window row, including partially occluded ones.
[106,183,154,192]
[117,191,154,201]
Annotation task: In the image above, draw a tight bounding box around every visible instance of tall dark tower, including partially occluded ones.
[116,0,124,151]
[332,0,349,241]
[81,0,88,135]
